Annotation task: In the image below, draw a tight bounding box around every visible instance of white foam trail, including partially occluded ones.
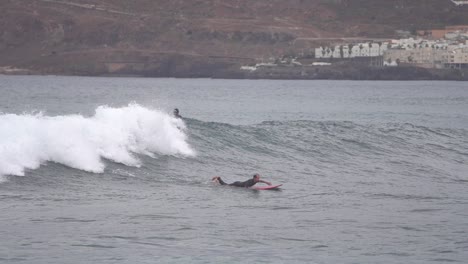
[0,104,195,177]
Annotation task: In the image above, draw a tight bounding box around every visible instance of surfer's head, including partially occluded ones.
[253,173,260,182]
[173,108,179,115]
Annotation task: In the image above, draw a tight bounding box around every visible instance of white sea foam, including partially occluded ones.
[0,104,195,177]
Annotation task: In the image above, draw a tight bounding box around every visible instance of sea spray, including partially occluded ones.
[0,104,195,177]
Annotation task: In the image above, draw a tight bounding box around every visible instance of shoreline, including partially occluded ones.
[2,66,467,81]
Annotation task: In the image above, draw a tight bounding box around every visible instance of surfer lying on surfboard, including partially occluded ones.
[212,173,271,188]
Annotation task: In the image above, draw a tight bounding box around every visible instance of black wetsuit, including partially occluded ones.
[218,177,256,188]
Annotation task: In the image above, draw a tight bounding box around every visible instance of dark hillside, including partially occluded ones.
[1,0,467,77]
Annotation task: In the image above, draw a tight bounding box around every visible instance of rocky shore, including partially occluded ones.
[2,60,467,81]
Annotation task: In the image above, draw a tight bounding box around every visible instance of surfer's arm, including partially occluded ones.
[258,180,272,185]
[212,176,228,185]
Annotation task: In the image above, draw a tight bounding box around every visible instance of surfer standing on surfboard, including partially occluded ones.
[212,173,271,188]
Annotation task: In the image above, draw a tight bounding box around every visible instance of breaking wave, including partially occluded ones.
[0,104,195,178]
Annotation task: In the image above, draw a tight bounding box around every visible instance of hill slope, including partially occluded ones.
[1,0,467,77]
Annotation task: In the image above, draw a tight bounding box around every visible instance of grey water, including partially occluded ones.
[1,75,468,263]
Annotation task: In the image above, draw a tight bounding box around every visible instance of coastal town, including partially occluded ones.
[237,0,468,77]
[314,25,468,69]
[241,24,468,74]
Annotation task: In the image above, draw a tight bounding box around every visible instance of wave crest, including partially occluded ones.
[0,104,195,177]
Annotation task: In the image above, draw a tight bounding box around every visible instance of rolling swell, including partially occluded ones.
[186,119,467,182]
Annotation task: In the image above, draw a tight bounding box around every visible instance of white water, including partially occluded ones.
[0,104,195,178]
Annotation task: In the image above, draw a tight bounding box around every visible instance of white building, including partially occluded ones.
[451,0,468,6]
[315,42,388,59]
[390,38,454,50]
[383,43,468,68]
[445,30,468,40]
[446,47,468,65]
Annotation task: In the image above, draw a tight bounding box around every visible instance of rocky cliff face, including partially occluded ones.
[1,0,467,77]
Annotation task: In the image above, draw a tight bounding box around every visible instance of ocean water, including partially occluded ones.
[0,75,467,263]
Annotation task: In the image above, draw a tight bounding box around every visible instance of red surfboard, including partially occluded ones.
[251,184,282,190]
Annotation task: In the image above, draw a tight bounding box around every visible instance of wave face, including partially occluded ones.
[0,104,194,178]
[186,119,468,182]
